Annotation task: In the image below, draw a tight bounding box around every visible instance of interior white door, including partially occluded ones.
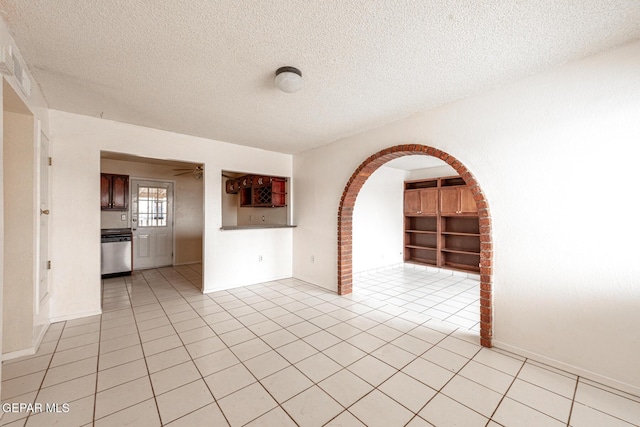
[37,131,50,306]
[131,180,174,270]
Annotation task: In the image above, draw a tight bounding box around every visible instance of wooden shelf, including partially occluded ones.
[406,244,437,251]
[441,231,479,236]
[441,248,480,255]
[404,176,480,274]
[443,261,480,273]
[406,257,438,266]
[405,179,438,190]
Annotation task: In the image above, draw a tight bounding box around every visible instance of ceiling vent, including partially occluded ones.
[11,50,31,96]
[20,72,31,97]
[0,45,14,76]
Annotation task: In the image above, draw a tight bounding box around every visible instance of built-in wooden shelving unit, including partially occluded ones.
[404,176,480,273]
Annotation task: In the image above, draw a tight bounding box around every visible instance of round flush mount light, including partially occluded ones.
[275,66,303,93]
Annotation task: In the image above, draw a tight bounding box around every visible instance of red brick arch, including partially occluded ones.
[337,145,493,347]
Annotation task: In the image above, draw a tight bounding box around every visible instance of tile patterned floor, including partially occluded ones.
[1,264,639,426]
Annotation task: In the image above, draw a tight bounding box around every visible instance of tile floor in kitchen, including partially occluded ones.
[1,264,639,426]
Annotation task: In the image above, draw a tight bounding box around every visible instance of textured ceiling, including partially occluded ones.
[2,1,640,154]
[385,155,448,171]
[101,151,199,169]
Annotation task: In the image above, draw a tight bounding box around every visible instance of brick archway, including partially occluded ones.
[337,145,493,347]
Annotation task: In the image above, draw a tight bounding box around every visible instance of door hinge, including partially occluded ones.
[47,260,51,270]
[48,157,52,166]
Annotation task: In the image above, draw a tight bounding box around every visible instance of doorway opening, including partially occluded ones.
[337,145,493,347]
[100,152,204,289]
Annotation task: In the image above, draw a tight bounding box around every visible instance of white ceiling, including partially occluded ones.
[101,151,200,169]
[2,1,640,154]
[385,155,448,171]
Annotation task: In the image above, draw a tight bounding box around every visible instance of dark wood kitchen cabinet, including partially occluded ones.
[226,174,287,207]
[101,173,129,210]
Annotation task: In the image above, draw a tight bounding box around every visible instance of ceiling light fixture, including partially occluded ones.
[275,66,303,93]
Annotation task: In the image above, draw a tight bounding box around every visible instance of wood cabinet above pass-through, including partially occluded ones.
[225,174,287,207]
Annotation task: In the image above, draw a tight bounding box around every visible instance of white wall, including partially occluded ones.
[0,80,3,384]
[2,109,35,353]
[293,41,640,393]
[352,166,406,273]
[221,180,238,227]
[49,110,293,321]
[0,19,50,386]
[237,205,288,226]
[0,76,3,385]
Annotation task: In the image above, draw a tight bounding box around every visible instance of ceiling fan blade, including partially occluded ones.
[174,171,192,176]
[173,168,193,171]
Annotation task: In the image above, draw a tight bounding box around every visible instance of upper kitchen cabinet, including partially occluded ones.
[404,175,480,273]
[439,177,477,216]
[101,173,129,210]
[226,174,287,207]
[404,188,438,216]
[404,179,438,216]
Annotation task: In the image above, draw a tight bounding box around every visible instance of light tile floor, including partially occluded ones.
[1,264,639,426]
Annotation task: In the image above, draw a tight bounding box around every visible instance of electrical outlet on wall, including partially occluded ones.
[121,214,127,221]
[258,255,263,262]
[311,255,315,263]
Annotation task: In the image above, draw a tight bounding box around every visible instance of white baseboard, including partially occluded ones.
[33,321,50,352]
[353,262,405,277]
[202,274,292,294]
[3,347,37,361]
[2,321,52,361]
[49,308,102,324]
[493,340,640,397]
[403,262,480,280]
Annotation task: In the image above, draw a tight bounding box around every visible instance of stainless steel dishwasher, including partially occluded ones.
[101,229,132,277]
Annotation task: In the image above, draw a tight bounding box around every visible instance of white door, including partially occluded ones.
[37,131,50,309]
[131,180,174,270]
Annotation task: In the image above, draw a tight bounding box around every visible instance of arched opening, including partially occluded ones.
[337,145,493,347]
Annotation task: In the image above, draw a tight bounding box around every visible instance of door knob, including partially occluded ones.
[40,209,50,215]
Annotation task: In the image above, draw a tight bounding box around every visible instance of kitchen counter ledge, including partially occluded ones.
[220,225,297,230]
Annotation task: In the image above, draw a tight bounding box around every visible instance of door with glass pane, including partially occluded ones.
[131,180,174,269]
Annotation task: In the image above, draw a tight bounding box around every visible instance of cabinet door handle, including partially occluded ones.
[40,209,50,215]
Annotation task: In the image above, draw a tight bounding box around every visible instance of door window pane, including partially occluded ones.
[138,186,167,227]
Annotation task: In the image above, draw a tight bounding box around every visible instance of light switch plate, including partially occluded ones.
[121,214,127,221]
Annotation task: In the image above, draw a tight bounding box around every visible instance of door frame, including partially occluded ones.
[35,124,51,318]
[337,144,493,348]
[130,177,176,269]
